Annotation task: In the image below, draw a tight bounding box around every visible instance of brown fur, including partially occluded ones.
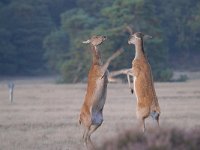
[128,32,161,132]
[80,36,123,149]
[79,36,108,149]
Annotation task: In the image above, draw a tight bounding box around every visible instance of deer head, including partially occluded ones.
[128,32,152,45]
[82,35,107,46]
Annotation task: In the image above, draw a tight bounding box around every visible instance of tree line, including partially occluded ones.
[0,0,200,82]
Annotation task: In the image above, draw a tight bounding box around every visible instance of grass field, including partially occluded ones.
[0,76,200,150]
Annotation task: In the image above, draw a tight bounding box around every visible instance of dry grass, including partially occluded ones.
[97,127,200,150]
[0,77,200,150]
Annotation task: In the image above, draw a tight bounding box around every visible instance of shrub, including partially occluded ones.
[97,127,200,150]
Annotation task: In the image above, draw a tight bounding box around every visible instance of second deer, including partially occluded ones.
[127,32,161,132]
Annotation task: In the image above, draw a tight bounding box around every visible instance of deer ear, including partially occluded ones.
[82,40,90,44]
[143,34,152,40]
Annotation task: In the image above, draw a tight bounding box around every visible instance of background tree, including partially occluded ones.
[155,0,200,70]
[0,0,199,82]
[49,0,172,82]
[0,0,54,75]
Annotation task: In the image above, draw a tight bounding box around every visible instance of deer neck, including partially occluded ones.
[134,40,146,60]
[91,45,103,65]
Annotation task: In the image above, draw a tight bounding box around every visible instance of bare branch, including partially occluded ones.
[73,63,82,83]
[106,48,124,63]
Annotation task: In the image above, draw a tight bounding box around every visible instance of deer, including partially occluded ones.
[127,31,161,132]
[79,35,123,149]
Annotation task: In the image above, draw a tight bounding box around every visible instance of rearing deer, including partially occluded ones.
[79,35,123,148]
[127,32,161,132]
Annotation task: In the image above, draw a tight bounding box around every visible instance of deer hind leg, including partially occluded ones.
[82,128,87,140]
[85,111,103,149]
[86,125,100,150]
[137,107,149,132]
[83,125,99,150]
[157,116,160,127]
[150,111,160,127]
[155,114,160,128]
[138,118,146,133]
[82,127,89,145]
[88,124,100,139]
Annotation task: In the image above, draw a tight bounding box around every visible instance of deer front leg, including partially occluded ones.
[126,69,134,94]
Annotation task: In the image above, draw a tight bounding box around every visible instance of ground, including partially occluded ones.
[0,74,200,150]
